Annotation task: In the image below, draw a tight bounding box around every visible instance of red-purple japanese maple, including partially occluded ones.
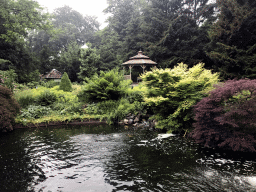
[190,79,256,152]
[0,85,20,132]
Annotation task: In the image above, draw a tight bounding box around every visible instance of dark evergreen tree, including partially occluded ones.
[104,0,140,39]
[207,0,256,79]
[90,27,123,70]
[142,0,217,68]
[178,0,217,24]
[78,46,100,81]
[58,42,81,82]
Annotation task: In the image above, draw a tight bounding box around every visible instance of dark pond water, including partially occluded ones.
[1,124,256,192]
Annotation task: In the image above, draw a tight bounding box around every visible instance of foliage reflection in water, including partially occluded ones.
[0,124,256,192]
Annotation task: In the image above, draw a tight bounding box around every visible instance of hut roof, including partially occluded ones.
[43,69,62,79]
[122,51,157,66]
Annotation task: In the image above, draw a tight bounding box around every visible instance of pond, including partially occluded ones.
[0,124,256,192]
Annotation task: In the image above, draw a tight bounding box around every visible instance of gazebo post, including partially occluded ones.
[129,65,133,80]
[141,65,146,73]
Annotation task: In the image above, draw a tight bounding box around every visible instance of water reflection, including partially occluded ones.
[0,125,256,191]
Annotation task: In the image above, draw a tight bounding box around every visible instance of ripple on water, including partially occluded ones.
[31,132,127,192]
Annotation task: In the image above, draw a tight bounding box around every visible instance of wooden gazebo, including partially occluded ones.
[122,51,157,82]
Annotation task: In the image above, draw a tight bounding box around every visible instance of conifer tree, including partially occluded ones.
[207,0,256,79]
[78,46,100,81]
[59,72,72,92]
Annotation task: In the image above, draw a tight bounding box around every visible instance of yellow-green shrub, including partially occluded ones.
[14,86,79,108]
[49,86,78,103]
[14,89,37,108]
[126,82,148,94]
[141,63,219,132]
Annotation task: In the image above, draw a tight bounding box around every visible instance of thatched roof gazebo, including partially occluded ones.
[122,51,157,81]
[40,69,62,82]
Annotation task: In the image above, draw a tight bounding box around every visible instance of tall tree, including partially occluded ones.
[207,0,256,79]
[90,27,123,70]
[104,0,141,39]
[58,41,81,82]
[178,0,217,24]
[0,0,51,43]
[78,45,101,81]
[27,5,100,75]
[100,0,145,62]
[51,5,99,50]
[90,0,217,71]
[160,15,211,68]
[0,0,51,82]
[141,0,217,68]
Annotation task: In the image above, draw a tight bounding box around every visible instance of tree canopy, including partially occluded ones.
[0,0,51,82]
[0,0,255,83]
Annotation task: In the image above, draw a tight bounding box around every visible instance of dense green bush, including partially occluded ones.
[40,80,60,88]
[14,85,85,125]
[59,72,72,92]
[52,102,84,115]
[26,81,39,89]
[0,85,20,132]
[78,68,132,103]
[36,90,57,106]
[13,83,29,92]
[141,63,219,132]
[126,91,144,103]
[86,100,119,115]
[85,98,140,124]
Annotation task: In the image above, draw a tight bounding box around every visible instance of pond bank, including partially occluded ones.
[13,119,107,129]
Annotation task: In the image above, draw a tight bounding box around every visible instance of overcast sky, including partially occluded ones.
[35,0,109,29]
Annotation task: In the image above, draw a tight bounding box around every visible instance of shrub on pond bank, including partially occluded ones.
[14,86,79,108]
[36,90,57,106]
[14,85,85,125]
[78,68,132,103]
[190,79,256,152]
[19,105,51,119]
[141,63,219,132]
[85,97,147,124]
[0,85,20,132]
